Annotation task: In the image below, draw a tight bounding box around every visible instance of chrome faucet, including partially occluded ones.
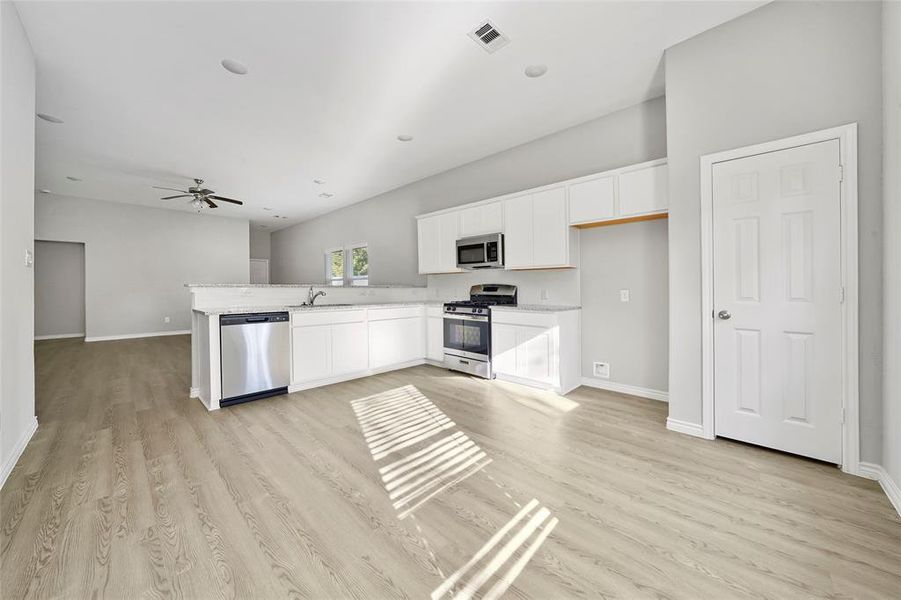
[306,286,327,305]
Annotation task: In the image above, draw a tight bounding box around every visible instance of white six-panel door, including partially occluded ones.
[712,139,843,463]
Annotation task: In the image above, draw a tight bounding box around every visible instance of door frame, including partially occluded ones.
[699,123,859,474]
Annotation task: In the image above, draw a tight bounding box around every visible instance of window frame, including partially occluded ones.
[324,242,369,287]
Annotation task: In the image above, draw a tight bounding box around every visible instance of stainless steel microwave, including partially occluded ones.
[456,233,504,269]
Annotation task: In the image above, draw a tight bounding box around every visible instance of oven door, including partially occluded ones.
[443,314,490,360]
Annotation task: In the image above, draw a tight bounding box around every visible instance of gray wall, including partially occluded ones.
[250,227,271,260]
[665,1,884,461]
[272,97,666,286]
[35,195,250,339]
[1,2,37,483]
[884,1,901,490]
[34,241,85,338]
[580,219,669,391]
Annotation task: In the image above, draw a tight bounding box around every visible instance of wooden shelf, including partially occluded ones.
[573,212,668,229]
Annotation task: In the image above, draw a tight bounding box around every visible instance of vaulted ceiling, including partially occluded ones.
[18,1,764,229]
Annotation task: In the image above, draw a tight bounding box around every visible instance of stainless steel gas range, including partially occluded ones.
[443,284,517,379]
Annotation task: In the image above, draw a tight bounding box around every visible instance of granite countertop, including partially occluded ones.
[195,301,444,316]
[185,283,426,289]
[491,304,581,312]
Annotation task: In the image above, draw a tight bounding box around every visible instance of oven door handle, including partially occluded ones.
[443,313,489,322]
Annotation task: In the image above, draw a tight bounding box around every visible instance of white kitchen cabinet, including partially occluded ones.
[369,307,425,369]
[426,307,444,362]
[491,308,581,394]
[331,321,368,375]
[568,175,615,225]
[619,162,668,216]
[458,201,504,238]
[291,310,368,384]
[567,159,668,226]
[292,325,331,383]
[503,186,575,270]
[417,212,461,274]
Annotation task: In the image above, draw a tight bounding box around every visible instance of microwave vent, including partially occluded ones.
[468,20,509,53]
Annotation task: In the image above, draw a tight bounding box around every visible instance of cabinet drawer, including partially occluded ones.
[490,310,558,328]
[291,309,366,327]
[368,306,425,321]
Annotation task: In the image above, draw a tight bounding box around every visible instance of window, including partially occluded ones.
[325,243,368,286]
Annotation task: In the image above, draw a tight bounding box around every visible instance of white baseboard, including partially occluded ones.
[859,462,901,517]
[34,333,84,341]
[666,417,707,439]
[85,329,190,342]
[0,416,38,489]
[581,377,668,402]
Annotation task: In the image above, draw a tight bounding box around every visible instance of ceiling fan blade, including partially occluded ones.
[209,195,243,205]
[203,198,218,208]
[153,186,189,193]
[198,188,215,195]
[161,194,192,200]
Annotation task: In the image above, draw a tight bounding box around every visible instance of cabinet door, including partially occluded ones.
[619,163,668,216]
[459,202,503,237]
[503,195,533,268]
[531,187,568,267]
[515,326,554,384]
[369,317,424,369]
[490,323,517,376]
[292,325,331,382]
[568,175,615,224]
[426,317,444,361]
[438,212,461,273]
[417,216,440,274]
[331,321,368,375]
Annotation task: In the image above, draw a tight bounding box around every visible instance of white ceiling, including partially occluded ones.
[18,1,763,230]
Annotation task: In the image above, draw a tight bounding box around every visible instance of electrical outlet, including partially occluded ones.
[540,289,550,301]
[593,362,610,379]
[164,316,171,323]
[619,289,630,302]
[24,249,34,268]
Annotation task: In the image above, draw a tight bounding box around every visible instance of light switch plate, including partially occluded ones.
[24,249,34,268]
[540,289,550,301]
[619,289,630,302]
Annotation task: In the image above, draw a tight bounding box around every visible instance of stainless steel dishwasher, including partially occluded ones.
[220,312,290,406]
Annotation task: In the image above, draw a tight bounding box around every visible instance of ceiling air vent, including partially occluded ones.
[468,20,509,53]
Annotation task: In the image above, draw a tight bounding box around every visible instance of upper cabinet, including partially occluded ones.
[567,159,668,226]
[416,157,666,274]
[458,201,503,238]
[417,212,461,274]
[619,162,668,217]
[504,186,576,270]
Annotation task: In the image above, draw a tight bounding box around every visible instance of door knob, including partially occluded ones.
[718,310,731,320]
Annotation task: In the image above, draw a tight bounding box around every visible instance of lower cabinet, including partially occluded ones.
[368,307,426,370]
[426,314,444,362]
[291,310,368,384]
[491,309,581,394]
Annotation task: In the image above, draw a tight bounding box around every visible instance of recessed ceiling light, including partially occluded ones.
[221,58,249,75]
[36,113,63,123]
[38,189,52,194]
[313,179,326,185]
[66,176,82,181]
[397,134,414,142]
[524,64,548,78]
[319,192,334,199]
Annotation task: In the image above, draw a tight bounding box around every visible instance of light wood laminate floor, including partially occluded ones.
[2,336,900,599]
